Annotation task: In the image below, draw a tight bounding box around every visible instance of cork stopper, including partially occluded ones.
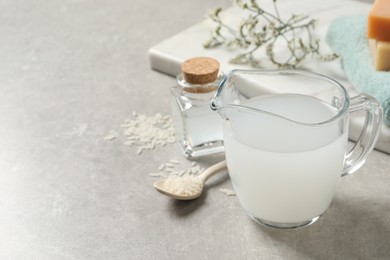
[181,57,220,85]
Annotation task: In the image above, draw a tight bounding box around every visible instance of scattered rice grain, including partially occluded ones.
[149,158,204,178]
[104,134,116,141]
[191,167,198,174]
[219,188,236,196]
[119,112,176,155]
[167,137,175,143]
[124,141,134,146]
[165,163,174,168]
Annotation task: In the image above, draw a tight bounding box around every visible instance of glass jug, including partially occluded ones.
[211,69,383,229]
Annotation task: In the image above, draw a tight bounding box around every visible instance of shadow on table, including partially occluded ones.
[252,194,390,259]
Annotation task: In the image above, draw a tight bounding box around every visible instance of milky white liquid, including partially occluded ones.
[224,94,348,224]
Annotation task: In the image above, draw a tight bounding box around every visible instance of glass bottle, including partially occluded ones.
[170,57,224,159]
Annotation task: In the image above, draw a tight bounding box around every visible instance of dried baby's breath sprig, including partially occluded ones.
[204,0,339,69]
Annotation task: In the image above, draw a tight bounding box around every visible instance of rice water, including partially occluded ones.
[223,94,348,224]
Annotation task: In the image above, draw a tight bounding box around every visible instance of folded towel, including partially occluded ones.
[326,15,390,126]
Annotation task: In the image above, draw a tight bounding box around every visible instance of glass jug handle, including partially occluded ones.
[342,94,383,176]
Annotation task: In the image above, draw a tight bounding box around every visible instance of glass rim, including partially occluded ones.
[211,69,350,126]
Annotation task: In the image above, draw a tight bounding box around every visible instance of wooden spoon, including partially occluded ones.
[154,160,227,200]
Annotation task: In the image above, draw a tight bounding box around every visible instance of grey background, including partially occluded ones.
[0,0,388,259]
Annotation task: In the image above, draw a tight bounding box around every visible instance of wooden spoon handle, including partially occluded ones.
[199,160,227,183]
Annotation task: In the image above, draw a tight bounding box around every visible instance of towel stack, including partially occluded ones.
[326,15,390,126]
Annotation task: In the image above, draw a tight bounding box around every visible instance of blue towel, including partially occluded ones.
[326,15,390,126]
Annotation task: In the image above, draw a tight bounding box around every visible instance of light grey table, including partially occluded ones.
[0,0,388,259]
